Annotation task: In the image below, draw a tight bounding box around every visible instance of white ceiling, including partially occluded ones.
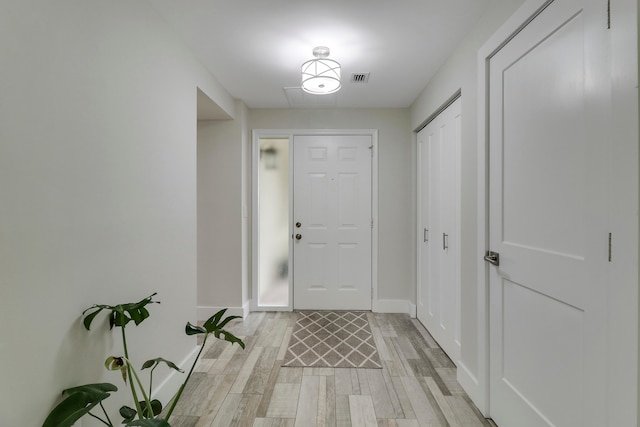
[148,0,491,109]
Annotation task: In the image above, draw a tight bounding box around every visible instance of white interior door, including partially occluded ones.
[293,134,372,310]
[487,0,609,425]
[417,98,461,364]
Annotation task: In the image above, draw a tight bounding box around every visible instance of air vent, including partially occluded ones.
[351,73,370,83]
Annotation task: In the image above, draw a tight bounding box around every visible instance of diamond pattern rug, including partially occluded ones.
[282,311,382,369]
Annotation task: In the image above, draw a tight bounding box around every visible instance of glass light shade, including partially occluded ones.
[301,58,341,95]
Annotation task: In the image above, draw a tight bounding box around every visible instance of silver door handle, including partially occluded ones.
[442,233,448,250]
[424,228,429,243]
[484,251,500,266]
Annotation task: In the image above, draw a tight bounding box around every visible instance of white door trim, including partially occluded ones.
[251,129,379,312]
[475,0,556,415]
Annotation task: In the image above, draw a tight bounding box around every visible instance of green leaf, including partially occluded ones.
[63,382,118,396]
[82,293,160,331]
[215,330,246,349]
[140,399,163,418]
[125,419,171,427]
[185,322,206,336]
[141,357,184,373]
[202,309,241,333]
[214,316,242,336]
[118,293,158,326]
[215,314,242,331]
[120,405,137,423]
[112,310,130,328]
[81,307,104,330]
[42,383,117,427]
[202,308,226,331]
[186,310,245,349]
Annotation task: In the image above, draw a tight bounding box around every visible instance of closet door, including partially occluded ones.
[416,98,461,364]
[486,0,609,424]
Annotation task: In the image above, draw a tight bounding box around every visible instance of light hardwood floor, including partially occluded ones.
[168,312,495,427]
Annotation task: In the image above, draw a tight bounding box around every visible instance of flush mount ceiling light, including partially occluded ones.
[301,46,341,95]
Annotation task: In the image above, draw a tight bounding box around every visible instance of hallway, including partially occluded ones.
[168,312,495,427]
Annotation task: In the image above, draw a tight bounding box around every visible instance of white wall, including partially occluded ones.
[197,100,250,317]
[409,0,526,409]
[249,109,414,308]
[0,1,234,425]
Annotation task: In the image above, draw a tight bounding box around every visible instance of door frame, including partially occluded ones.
[251,129,379,312]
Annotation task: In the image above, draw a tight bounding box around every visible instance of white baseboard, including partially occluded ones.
[457,361,488,416]
[373,299,416,316]
[228,299,416,317]
[152,345,200,407]
[197,304,248,321]
[242,300,251,318]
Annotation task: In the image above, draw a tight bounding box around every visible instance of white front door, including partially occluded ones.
[417,97,461,363]
[292,134,372,310]
[487,0,609,425]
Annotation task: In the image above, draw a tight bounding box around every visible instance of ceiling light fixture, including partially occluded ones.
[301,46,341,95]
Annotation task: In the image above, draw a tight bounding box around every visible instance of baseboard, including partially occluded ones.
[242,300,251,318]
[197,305,247,321]
[457,361,488,416]
[215,300,415,317]
[152,345,200,407]
[373,299,416,316]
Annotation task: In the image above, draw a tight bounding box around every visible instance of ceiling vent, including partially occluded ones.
[351,73,370,83]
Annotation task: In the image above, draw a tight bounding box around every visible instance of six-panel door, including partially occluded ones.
[292,134,373,310]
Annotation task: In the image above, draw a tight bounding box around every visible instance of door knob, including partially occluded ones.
[484,251,500,266]
[295,234,302,240]
[296,222,302,228]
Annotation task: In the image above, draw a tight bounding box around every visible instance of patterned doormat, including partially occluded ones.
[282,311,382,368]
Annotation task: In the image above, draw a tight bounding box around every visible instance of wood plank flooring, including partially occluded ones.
[168,312,494,427]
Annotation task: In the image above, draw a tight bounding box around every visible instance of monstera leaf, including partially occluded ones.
[82,293,159,330]
[185,309,245,349]
[141,357,183,373]
[42,383,117,427]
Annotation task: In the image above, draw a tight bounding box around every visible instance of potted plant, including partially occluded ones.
[42,293,244,427]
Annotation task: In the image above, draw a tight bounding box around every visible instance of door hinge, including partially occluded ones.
[369,145,374,157]
[371,219,374,229]
[607,0,611,29]
[608,232,612,262]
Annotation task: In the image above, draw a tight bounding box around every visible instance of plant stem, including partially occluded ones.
[127,360,154,417]
[99,401,114,426]
[88,411,112,427]
[164,333,209,422]
[121,326,144,419]
[149,364,157,399]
